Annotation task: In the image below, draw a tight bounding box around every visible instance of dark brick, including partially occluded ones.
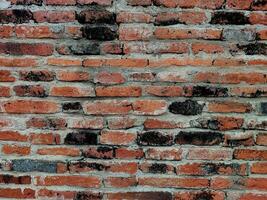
[12,159,58,173]
[224,136,254,147]
[108,192,172,200]
[62,102,82,112]
[148,163,168,173]
[138,131,173,146]
[77,10,116,24]
[69,161,107,172]
[68,43,100,55]
[191,86,228,97]
[192,191,217,200]
[201,163,245,175]
[238,43,267,55]
[74,192,103,200]
[82,146,114,159]
[0,174,31,184]
[260,102,267,114]
[26,117,67,130]
[175,131,223,146]
[169,100,204,115]
[82,26,118,41]
[64,131,98,145]
[19,71,55,82]
[0,43,53,56]
[13,85,47,97]
[12,0,42,5]
[211,12,249,25]
[0,10,33,24]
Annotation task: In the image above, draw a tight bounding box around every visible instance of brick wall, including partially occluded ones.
[0,0,266,199]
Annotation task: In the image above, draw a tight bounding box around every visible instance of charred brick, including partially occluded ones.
[193,191,214,200]
[0,174,31,184]
[12,159,58,173]
[138,131,173,146]
[64,131,98,145]
[74,192,103,200]
[175,131,223,146]
[148,163,168,173]
[202,163,244,175]
[260,102,267,114]
[77,10,116,24]
[13,85,47,97]
[238,43,267,55]
[82,26,118,41]
[69,43,100,55]
[20,71,54,82]
[82,146,114,159]
[252,0,267,7]
[62,102,82,112]
[211,12,249,25]
[70,161,106,171]
[169,100,204,115]
[192,86,228,97]
[13,0,42,5]
[109,192,172,200]
[0,10,33,24]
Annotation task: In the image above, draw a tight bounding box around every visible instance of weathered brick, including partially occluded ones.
[12,159,58,173]
[138,131,173,146]
[0,10,32,23]
[169,100,204,115]
[82,26,118,41]
[64,131,98,145]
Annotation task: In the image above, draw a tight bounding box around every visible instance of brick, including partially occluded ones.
[19,70,54,82]
[94,71,126,85]
[174,191,225,200]
[256,133,267,145]
[0,57,37,67]
[100,130,136,145]
[96,86,142,97]
[64,131,98,145]
[0,131,28,142]
[84,100,132,115]
[0,10,32,23]
[128,0,152,6]
[234,149,267,160]
[169,100,204,115]
[36,175,101,188]
[11,0,42,5]
[77,0,112,5]
[132,100,167,115]
[77,10,116,24]
[108,117,136,129]
[37,189,75,199]
[0,174,31,184]
[14,85,47,97]
[0,188,35,199]
[208,101,252,113]
[57,43,100,55]
[117,12,152,23]
[138,131,173,146]
[192,42,224,54]
[56,71,90,82]
[107,192,172,200]
[146,147,182,160]
[47,58,82,67]
[82,26,118,41]
[138,177,209,188]
[139,163,174,174]
[251,0,267,10]
[144,118,183,129]
[119,25,153,41]
[2,100,59,114]
[211,12,249,25]
[2,144,30,155]
[33,11,76,23]
[0,86,11,97]
[226,0,253,10]
[12,159,58,173]
[37,147,80,157]
[187,148,232,160]
[251,162,267,174]
[30,133,59,145]
[146,86,184,97]
[153,0,224,9]
[0,42,53,56]
[26,117,67,130]
[155,28,222,40]
[249,12,267,25]
[108,162,138,174]
[62,102,82,113]
[115,148,144,159]
[0,26,13,38]
[105,177,137,187]
[222,28,256,41]
[82,146,114,159]
[69,117,104,129]
[46,0,76,5]
[50,86,95,97]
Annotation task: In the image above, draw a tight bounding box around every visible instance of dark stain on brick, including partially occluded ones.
[70,161,106,171]
[62,102,82,112]
[74,192,103,200]
[148,163,168,173]
[70,43,100,55]
[260,102,267,114]
[13,85,47,97]
[82,26,118,41]
[192,86,228,97]
[7,10,33,24]
[175,131,223,145]
[77,9,116,24]
[20,71,54,82]
[14,0,43,5]
[238,43,267,55]
[252,0,267,7]
[193,191,214,200]
[225,136,254,147]
[202,163,243,175]
[12,159,58,173]
[0,174,31,184]
[111,192,172,200]
[155,18,182,26]
[82,146,114,159]
[138,131,173,146]
[64,131,98,145]
[211,12,249,25]
[169,100,204,115]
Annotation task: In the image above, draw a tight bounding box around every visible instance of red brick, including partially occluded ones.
[208,101,252,113]
[234,149,267,160]
[251,162,267,174]
[96,86,142,97]
[146,86,184,97]
[0,86,11,97]
[256,133,267,145]
[2,144,30,155]
[105,177,137,187]
[132,100,167,115]
[0,57,37,67]
[47,58,82,67]
[69,117,104,129]
[0,188,35,199]
[33,11,76,23]
[187,148,232,160]
[0,131,28,142]
[115,148,144,159]
[36,176,101,188]
[100,130,136,145]
[0,26,13,38]
[37,147,80,157]
[1,100,59,114]
[77,0,112,5]
[84,100,132,115]
[108,117,137,129]
[226,0,253,10]
[0,70,15,82]
[94,71,125,85]
[249,12,267,25]
[15,25,61,38]
[146,148,182,160]
[30,133,59,145]
[56,71,90,82]
[117,12,152,23]
[119,25,153,41]
[46,0,76,5]
[50,86,95,97]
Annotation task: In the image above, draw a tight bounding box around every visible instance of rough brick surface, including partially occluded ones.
[0,0,266,199]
